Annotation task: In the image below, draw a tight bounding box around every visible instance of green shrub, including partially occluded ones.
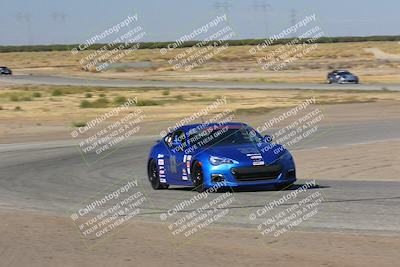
[162,90,170,96]
[190,92,202,97]
[80,97,109,108]
[72,121,87,127]
[21,96,32,101]
[52,89,63,96]
[99,93,106,97]
[115,67,127,72]
[80,100,91,108]
[92,97,109,108]
[85,92,93,98]
[175,94,184,101]
[32,92,41,98]
[113,96,127,105]
[14,106,22,111]
[136,99,160,106]
[10,95,19,101]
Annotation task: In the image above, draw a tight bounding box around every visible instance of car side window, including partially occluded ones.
[164,131,187,150]
[171,130,187,152]
[164,132,174,148]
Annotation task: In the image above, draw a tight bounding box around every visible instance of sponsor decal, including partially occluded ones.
[186,155,192,175]
[158,154,167,183]
[246,153,265,166]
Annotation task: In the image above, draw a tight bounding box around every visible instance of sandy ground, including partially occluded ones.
[0,209,398,267]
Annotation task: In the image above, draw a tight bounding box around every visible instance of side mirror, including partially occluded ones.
[264,135,273,142]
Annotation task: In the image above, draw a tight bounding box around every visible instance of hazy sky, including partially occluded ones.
[0,0,399,45]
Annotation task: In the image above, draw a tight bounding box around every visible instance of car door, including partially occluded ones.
[166,130,190,183]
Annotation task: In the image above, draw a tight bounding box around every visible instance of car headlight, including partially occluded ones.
[209,156,239,165]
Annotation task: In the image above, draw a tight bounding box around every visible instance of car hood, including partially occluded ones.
[201,143,284,165]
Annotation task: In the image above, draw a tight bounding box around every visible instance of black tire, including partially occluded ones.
[327,78,332,84]
[191,161,205,193]
[148,159,169,190]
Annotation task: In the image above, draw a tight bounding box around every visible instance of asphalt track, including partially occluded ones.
[1,120,399,235]
[1,74,400,91]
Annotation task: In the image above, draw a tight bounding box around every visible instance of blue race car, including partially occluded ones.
[147,122,296,192]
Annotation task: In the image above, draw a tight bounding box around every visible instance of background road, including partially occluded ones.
[1,120,399,235]
[1,74,400,91]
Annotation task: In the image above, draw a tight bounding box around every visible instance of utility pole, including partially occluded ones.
[15,12,33,45]
[214,1,233,16]
[290,8,298,38]
[253,1,271,37]
[51,12,69,44]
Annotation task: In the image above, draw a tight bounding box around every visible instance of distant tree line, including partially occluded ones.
[1,35,399,53]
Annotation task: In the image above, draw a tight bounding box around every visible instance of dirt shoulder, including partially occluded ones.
[0,209,398,267]
[294,139,400,181]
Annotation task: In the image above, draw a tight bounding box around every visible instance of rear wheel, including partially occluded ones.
[192,161,205,193]
[148,159,169,190]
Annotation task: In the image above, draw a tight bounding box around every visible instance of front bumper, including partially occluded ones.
[203,162,296,188]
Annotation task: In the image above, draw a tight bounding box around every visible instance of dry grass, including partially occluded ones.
[1,84,400,143]
[0,41,399,83]
[1,85,399,124]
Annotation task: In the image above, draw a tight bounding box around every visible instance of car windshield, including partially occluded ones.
[188,125,262,148]
[338,72,351,76]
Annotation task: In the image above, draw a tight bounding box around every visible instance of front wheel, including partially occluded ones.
[148,159,169,190]
[191,161,205,193]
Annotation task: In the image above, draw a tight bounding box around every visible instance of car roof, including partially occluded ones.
[176,122,249,132]
[335,70,350,73]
